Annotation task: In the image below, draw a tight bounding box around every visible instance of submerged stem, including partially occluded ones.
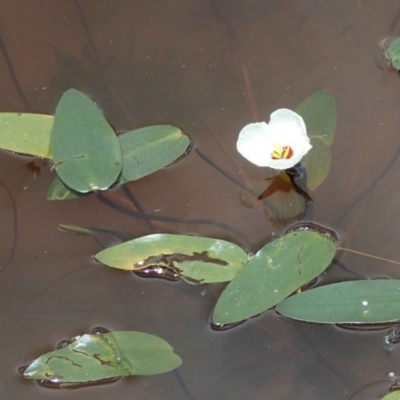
[338,247,400,266]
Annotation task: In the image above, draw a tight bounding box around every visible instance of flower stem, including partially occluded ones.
[338,247,400,266]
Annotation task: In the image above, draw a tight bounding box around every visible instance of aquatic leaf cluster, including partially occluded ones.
[95,229,400,327]
[0,89,191,385]
[0,89,190,199]
[3,88,397,392]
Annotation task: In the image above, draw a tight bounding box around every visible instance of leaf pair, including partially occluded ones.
[213,230,337,324]
[51,89,190,196]
[0,89,190,199]
[24,331,182,386]
[213,229,400,325]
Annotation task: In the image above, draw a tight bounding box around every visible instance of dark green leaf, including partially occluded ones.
[95,233,248,284]
[118,125,190,182]
[276,280,400,324]
[0,113,53,158]
[51,89,122,193]
[24,331,182,383]
[213,230,337,324]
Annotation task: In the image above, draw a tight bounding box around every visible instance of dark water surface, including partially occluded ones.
[1,1,400,399]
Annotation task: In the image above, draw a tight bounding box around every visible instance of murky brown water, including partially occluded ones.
[1,1,400,399]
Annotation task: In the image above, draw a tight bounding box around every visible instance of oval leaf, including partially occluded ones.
[95,233,248,284]
[301,138,332,191]
[276,280,400,324]
[0,113,53,158]
[118,125,190,182]
[213,230,337,324]
[295,89,336,147]
[24,331,182,384]
[295,90,336,190]
[51,89,122,193]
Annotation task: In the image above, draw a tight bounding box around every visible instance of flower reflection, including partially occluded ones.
[240,166,312,228]
[237,109,312,170]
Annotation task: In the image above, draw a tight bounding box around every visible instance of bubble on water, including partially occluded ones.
[56,340,72,349]
[210,320,246,331]
[285,222,340,246]
[17,365,27,375]
[91,326,111,335]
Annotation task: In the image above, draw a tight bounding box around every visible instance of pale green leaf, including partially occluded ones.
[95,233,248,284]
[295,90,336,146]
[24,331,182,383]
[276,280,400,324]
[380,390,400,400]
[0,113,53,158]
[295,90,336,190]
[301,138,332,191]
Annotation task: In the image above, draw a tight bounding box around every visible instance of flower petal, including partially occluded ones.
[237,122,273,167]
[236,108,312,170]
[269,109,307,140]
[268,109,311,169]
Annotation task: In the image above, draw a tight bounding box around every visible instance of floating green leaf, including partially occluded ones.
[118,125,190,183]
[295,90,336,147]
[300,138,332,191]
[385,37,400,70]
[47,176,87,201]
[380,390,400,400]
[24,331,182,384]
[0,113,53,158]
[276,280,400,324]
[51,89,122,193]
[295,90,336,190]
[96,233,248,284]
[213,230,337,324]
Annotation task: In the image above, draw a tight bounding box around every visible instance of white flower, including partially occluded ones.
[236,108,312,170]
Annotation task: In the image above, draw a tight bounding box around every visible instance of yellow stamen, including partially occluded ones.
[271,143,292,160]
